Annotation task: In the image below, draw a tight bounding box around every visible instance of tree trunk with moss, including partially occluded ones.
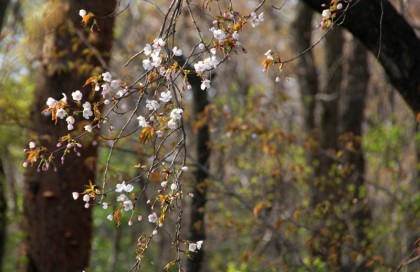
[24,1,115,271]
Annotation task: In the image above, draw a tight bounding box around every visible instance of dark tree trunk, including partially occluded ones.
[24,1,116,272]
[311,27,344,269]
[180,60,210,272]
[0,0,10,33]
[301,0,420,113]
[293,2,318,132]
[340,38,372,271]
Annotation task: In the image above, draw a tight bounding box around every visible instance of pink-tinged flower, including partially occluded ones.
[170,183,177,191]
[156,130,164,138]
[66,116,75,130]
[337,3,343,10]
[72,90,83,101]
[198,43,205,50]
[153,37,166,48]
[102,202,109,209]
[115,181,134,193]
[29,142,36,149]
[148,212,158,223]
[107,214,113,221]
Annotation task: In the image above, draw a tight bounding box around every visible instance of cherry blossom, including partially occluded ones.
[79,9,87,18]
[72,90,83,101]
[170,108,183,120]
[46,97,57,108]
[172,46,182,56]
[72,192,80,200]
[66,116,75,130]
[137,115,149,127]
[123,200,133,211]
[201,79,211,90]
[148,212,158,223]
[159,90,172,103]
[250,12,264,27]
[56,108,66,119]
[115,181,134,193]
[168,119,177,130]
[146,99,160,111]
[102,71,112,82]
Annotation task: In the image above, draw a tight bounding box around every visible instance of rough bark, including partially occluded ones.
[24,1,116,272]
[301,0,420,113]
[340,38,372,271]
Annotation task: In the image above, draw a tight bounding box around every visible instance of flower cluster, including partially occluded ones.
[320,0,344,29]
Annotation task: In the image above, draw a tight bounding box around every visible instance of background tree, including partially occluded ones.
[23,1,116,271]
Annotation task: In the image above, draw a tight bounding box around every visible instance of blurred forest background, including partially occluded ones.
[0,0,419,271]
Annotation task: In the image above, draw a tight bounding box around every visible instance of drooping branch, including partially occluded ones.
[301,0,420,113]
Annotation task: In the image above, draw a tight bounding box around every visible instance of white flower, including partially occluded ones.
[168,119,177,130]
[116,181,134,193]
[143,59,153,71]
[102,202,109,209]
[151,54,162,68]
[72,90,83,101]
[66,116,75,130]
[198,43,205,50]
[210,48,217,55]
[201,79,211,90]
[322,9,331,19]
[84,125,92,132]
[117,194,127,202]
[23,161,28,168]
[153,37,166,48]
[148,212,158,223]
[189,243,198,252]
[144,43,152,55]
[170,183,177,191]
[250,12,264,27]
[170,108,183,120]
[264,50,273,60]
[196,240,203,249]
[102,71,112,82]
[123,200,133,211]
[104,99,110,105]
[29,142,36,149]
[159,90,172,103]
[152,229,158,235]
[79,9,87,18]
[84,203,90,209]
[82,194,90,202]
[61,93,67,102]
[72,192,80,200]
[137,115,149,127]
[172,46,182,56]
[146,99,160,111]
[83,108,93,119]
[56,108,66,119]
[181,166,188,171]
[46,97,57,108]
[101,83,111,96]
[213,29,226,42]
[107,214,113,221]
[161,181,168,187]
